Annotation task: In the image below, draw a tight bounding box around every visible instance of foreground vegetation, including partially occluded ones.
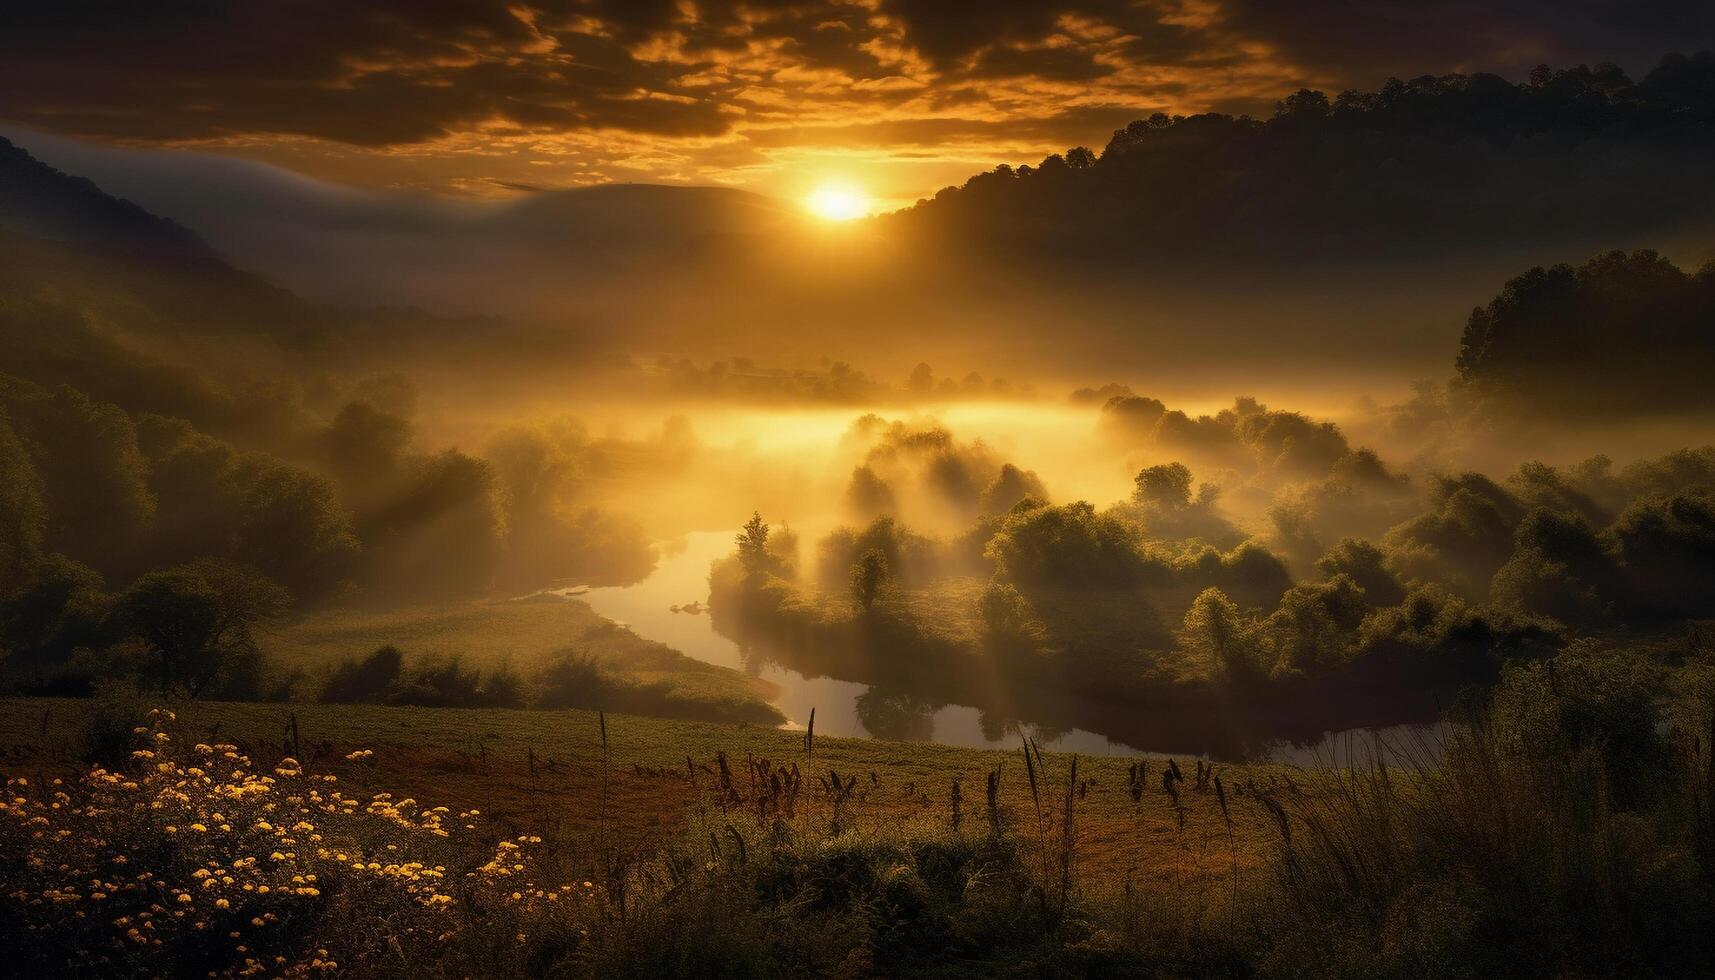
[3,636,1712,977]
[276,598,783,725]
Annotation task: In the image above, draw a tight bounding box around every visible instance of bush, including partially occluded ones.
[320,645,404,703]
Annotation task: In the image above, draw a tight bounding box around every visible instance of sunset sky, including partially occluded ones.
[3,1,1708,209]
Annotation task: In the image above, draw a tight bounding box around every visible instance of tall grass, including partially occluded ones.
[1251,655,1715,977]
[5,644,1713,977]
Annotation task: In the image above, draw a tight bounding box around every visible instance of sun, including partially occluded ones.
[806,183,869,221]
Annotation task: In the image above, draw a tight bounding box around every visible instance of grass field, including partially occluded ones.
[0,696,1283,899]
[268,596,784,724]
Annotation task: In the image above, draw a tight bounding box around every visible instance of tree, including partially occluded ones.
[907,363,934,394]
[1265,576,1367,675]
[319,645,403,704]
[850,548,889,612]
[2,381,154,575]
[0,408,45,592]
[845,466,896,521]
[356,449,504,602]
[137,415,360,601]
[1180,587,1265,686]
[111,558,288,696]
[319,401,410,484]
[736,511,770,575]
[979,463,1046,514]
[0,554,106,671]
[1315,537,1405,606]
[1134,462,1193,508]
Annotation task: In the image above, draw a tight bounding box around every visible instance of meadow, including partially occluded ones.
[4,638,1712,978]
[0,695,1278,895]
[269,597,784,726]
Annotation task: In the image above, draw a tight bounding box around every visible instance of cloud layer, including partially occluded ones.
[2,1,1710,200]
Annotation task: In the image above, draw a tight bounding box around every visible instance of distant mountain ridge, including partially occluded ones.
[0,135,214,257]
[1,130,798,315]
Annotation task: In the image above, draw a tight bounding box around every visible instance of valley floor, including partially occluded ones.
[0,696,1281,898]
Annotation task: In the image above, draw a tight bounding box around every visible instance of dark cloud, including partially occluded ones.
[0,1,729,144]
[970,45,1115,82]
[876,0,1169,67]
[0,0,1709,190]
[1216,0,1715,84]
[744,105,1156,151]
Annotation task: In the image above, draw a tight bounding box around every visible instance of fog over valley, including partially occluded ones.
[4,27,1715,977]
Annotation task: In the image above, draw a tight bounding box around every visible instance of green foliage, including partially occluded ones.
[978,462,1046,514]
[1609,489,1715,620]
[1316,537,1405,606]
[735,510,770,576]
[319,645,404,704]
[318,400,410,483]
[109,558,288,696]
[356,449,505,602]
[817,515,938,587]
[1458,249,1715,415]
[986,501,1163,591]
[849,548,888,612]
[1233,409,1349,477]
[977,581,1040,655]
[0,406,45,592]
[483,421,655,593]
[1258,659,1712,977]
[0,376,154,574]
[1386,472,1525,598]
[1171,541,1293,610]
[0,554,106,684]
[138,415,360,602]
[1264,575,1367,676]
[1133,462,1193,508]
[1489,508,1619,628]
[843,464,895,521]
[1179,587,1266,685]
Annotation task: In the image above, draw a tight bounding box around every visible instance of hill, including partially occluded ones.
[0,135,212,257]
[2,130,796,315]
[887,53,1715,269]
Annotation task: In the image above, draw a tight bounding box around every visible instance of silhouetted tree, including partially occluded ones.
[850,548,888,612]
[845,465,896,521]
[907,362,934,394]
[111,558,288,696]
[980,463,1046,514]
[1180,587,1265,685]
[1134,462,1193,508]
[1316,537,1405,606]
[736,511,770,576]
[319,645,404,704]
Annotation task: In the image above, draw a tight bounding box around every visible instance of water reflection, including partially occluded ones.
[577,530,1149,756]
[580,529,1439,762]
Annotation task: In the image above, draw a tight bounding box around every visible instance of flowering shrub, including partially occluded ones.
[0,709,582,977]
[0,707,1108,978]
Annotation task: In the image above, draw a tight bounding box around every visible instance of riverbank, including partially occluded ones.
[268,595,786,725]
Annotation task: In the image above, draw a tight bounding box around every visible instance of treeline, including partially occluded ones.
[717,405,1715,730]
[312,644,778,723]
[892,53,1715,263]
[1457,249,1715,416]
[0,367,659,698]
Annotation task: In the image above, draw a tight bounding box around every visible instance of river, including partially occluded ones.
[578,530,1433,764]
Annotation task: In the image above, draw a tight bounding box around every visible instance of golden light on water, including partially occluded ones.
[805,183,869,221]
